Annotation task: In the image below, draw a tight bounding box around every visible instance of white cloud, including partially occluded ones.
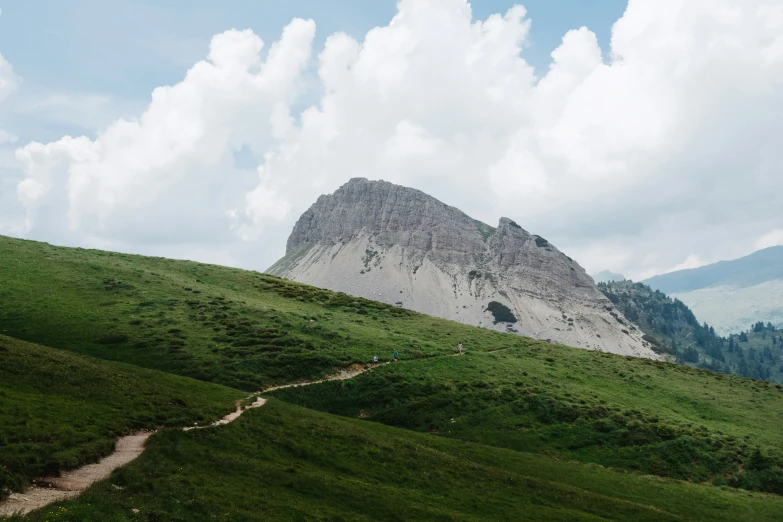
[563,242,633,278]
[671,254,707,272]
[230,185,291,242]
[0,58,17,101]
[13,92,143,133]
[632,254,708,281]
[9,0,783,274]
[0,35,20,143]
[0,128,16,144]
[14,22,315,244]
[756,229,783,250]
[0,11,24,236]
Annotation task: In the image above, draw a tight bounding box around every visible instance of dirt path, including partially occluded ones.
[0,365,373,518]
[183,396,266,431]
[0,433,151,518]
[265,363,375,392]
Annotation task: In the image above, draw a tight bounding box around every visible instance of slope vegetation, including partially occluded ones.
[0,335,243,501]
[599,280,783,383]
[13,400,783,522]
[4,235,783,519]
[273,345,783,495]
[0,234,468,390]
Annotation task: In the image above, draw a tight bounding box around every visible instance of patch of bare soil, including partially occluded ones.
[265,363,375,392]
[183,396,266,431]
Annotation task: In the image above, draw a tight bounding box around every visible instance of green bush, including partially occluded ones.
[486,301,518,324]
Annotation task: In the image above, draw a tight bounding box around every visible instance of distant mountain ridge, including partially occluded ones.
[644,246,783,293]
[269,178,658,358]
[592,270,625,283]
[643,246,783,334]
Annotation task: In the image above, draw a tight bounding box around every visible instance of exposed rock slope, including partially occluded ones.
[269,178,657,358]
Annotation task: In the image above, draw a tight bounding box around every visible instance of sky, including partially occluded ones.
[0,0,782,280]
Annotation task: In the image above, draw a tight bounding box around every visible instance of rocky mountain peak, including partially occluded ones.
[270,178,657,359]
[497,217,525,231]
[286,178,491,259]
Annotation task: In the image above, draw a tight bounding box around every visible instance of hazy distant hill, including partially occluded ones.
[644,247,783,292]
[592,270,625,283]
[643,246,783,334]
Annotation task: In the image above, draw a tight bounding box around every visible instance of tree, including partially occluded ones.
[680,346,700,363]
[740,331,749,342]
[707,343,724,361]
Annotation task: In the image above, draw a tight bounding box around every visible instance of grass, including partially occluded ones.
[271,345,783,495]
[3,234,783,518]
[0,335,245,500]
[11,400,783,522]
[0,235,504,391]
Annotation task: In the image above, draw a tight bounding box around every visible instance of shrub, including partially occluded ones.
[97,334,129,344]
[486,301,518,324]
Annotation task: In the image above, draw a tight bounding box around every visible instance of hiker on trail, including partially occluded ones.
[373,355,379,364]
[458,342,464,354]
[393,351,399,361]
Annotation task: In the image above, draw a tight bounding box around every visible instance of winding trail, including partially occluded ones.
[0,434,152,518]
[0,364,378,518]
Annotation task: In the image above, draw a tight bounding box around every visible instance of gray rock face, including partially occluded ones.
[286,178,490,261]
[270,178,658,358]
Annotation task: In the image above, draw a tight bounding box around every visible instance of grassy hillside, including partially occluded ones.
[0,235,499,390]
[273,345,783,495]
[12,400,783,522]
[4,234,783,518]
[598,280,783,383]
[0,335,244,501]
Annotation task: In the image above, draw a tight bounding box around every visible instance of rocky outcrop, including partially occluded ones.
[269,178,658,358]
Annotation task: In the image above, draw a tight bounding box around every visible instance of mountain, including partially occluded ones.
[592,270,625,283]
[643,247,783,334]
[645,247,783,292]
[268,178,657,358]
[597,280,700,357]
[598,280,783,383]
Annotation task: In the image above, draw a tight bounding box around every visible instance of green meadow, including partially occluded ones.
[2,234,783,520]
[11,401,783,522]
[0,335,243,499]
